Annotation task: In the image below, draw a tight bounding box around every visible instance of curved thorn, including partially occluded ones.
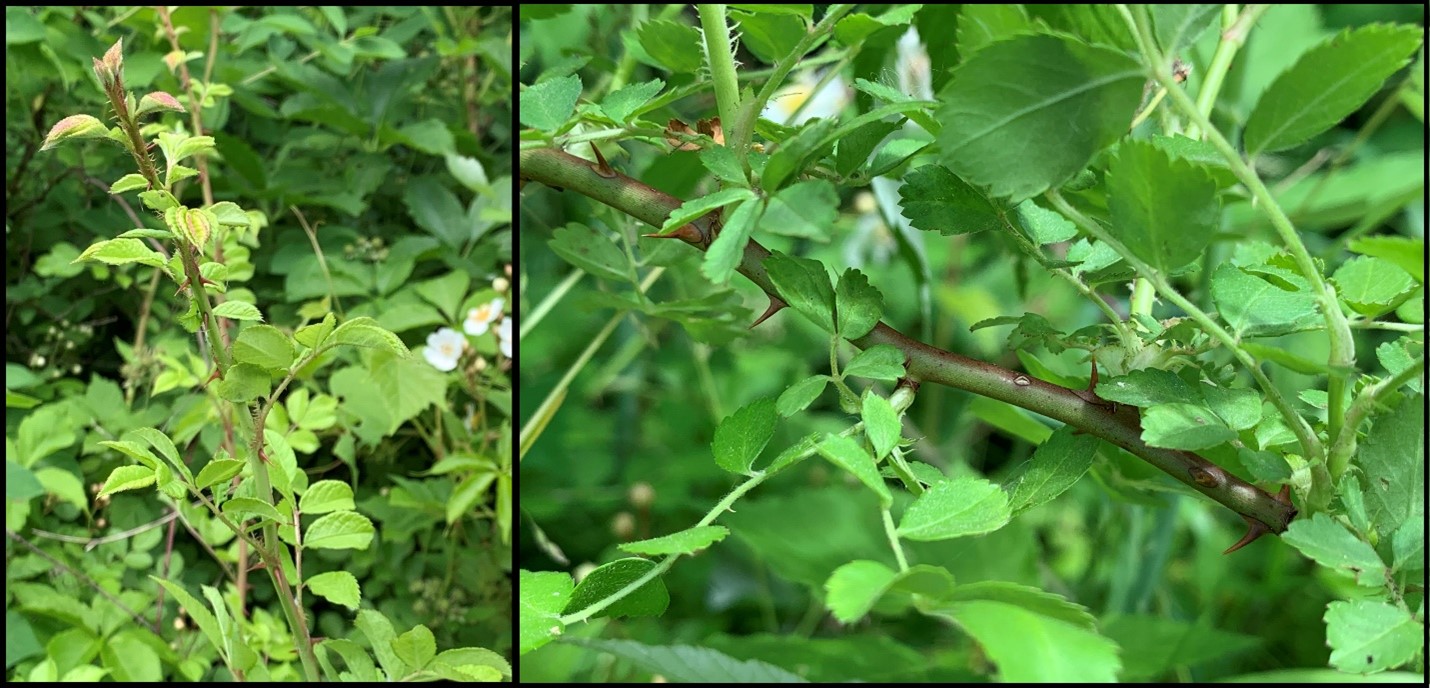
[749,295,786,329]
[641,224,702,244]
[1223,514,1272,555]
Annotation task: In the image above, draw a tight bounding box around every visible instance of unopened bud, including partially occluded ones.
[628,482,655,509]
[611,511,635,540]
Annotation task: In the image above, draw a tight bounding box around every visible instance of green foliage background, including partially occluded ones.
[519,3,1424,683]
[6,6,512,681]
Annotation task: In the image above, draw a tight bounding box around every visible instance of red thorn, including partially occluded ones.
[641,224,702,244]
[749,295,786,329]
[199,366,223,390]
[1088,358,1099,393]
[1223,514,1273,554]
[174,275,219,297]
[589,143,616,178]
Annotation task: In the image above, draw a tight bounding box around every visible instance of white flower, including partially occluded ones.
[464,297,505,336]
[896,28,933,101]
[496,317,513,358]
[424,327,466,372]
[761,70,850,126]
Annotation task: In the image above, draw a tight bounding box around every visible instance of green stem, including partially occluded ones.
[1122,6,1350,465]
[1186,4,1266,139]
[1327,356,1425,479]
[731,5,856,158]
[560,469,770,624]
[1045,191,1324,468]
[697,5,741,142]
[882,508,909,572]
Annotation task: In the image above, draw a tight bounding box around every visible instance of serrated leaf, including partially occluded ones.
[712,397,778,474]
[304,511,376,550]
[618,525,729,556]
[520,74,582,131]
[1106,139,1219,272]
[1004,425,1098,516]
[935,34,1143,201]
[765,251,835,332]
[1245,24,1424,156]
[897,477,1010,540]
[562,558,670,619]
[843,344,905,381]
[835,268,883,339]
[899,163,1005,236]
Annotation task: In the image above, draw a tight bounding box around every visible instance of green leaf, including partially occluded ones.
[765,251,835,332]
[955,4,1032,58]
[221,497,285,524]
[601,78,665,124]
[835,268,883,339]
[812,434,886,509]
[860,392,901,460]
[1141,402,1236,451]
[1281,513,1386,586]
[760,117,838,192]
[1004,425,1098,516]
[214,363,271,403]
[412,271,471,322]
[149,578,226,667]
[1358,396,1424,542]
[710,397,779,475]
[519,74,582,131]
[776,375,829,416]
[700,145,747,186]
[519,570,573,655]
[354,609,404,679]
[619,525,729,556]
[897,477,1010,540]
[636,20,702,73]
[1015,199,1077,244]
[899,163,1005,236]
[658,187,756,234]
[300,480,355,514]
[823,560,898,623]
[109,174,149,194]
[304,511,376,550]
[924,599,1121,681]
[212,300,263,322]
[1324,600,1424,674]
[1238,447,1291,483]
[306,571,361,610]
[1106,139,1220,272]
[562,558,670,619]
[1348,235,1424,284]
[1095,368,1199,407]
[817,434,892,508]
[1211,264,1322,338]
[1150,5,1220,54]
[1245,24,1425,156]
[701,197,764,283]
[834,120,899,177]
[195,458,245,490]
[295,313,337,349]
[560,638,806,682]
[732,9,805,64]
[330,317,409,356]
[73,239,169,268]
[1332,255,1417,317]
[392,625,436,671]
[843,344,905,381]
[547,222,629,282]
[759,180,837,239]
[1103,614,1261,681]
[98,465,156,498]
[935,34,1143,201]
[232,325,296,371]
[1201,385,1263,431]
